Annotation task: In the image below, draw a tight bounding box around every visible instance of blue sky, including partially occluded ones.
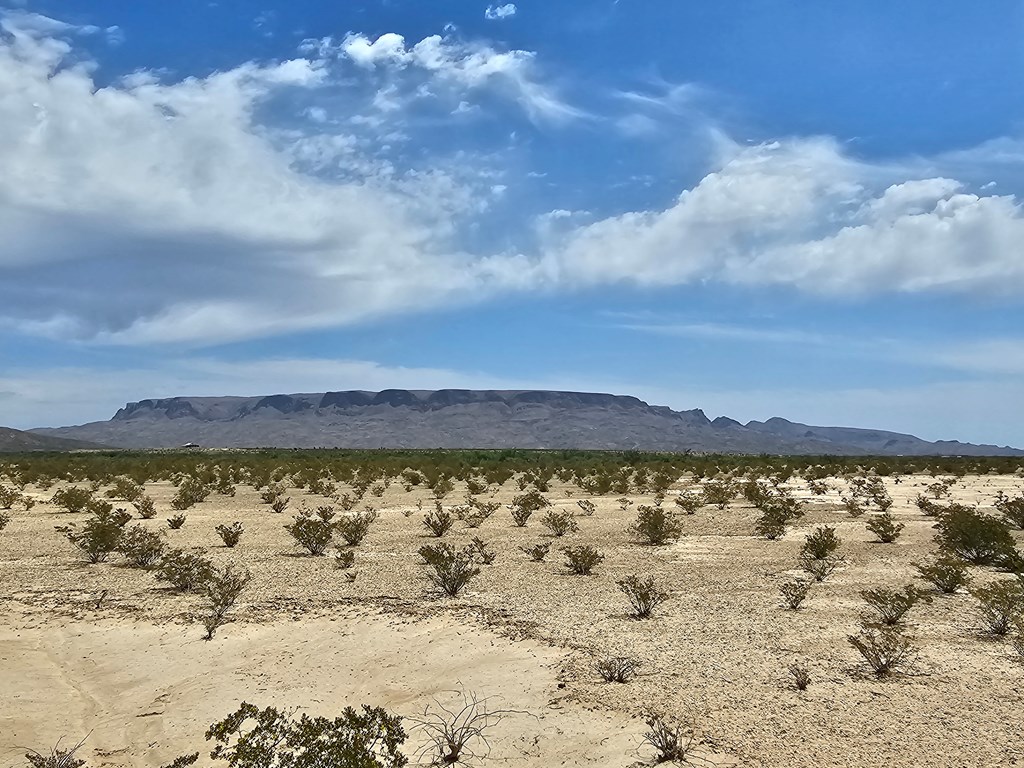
[2,1,1024,447]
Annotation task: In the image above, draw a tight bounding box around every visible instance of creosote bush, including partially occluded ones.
[642,714,693,764]
[540,509,579,537]
[780,580,812,610]
[117,525,166,568]
[618,574,668,618]
[56,507,132,563]
[284,510,335,555]
[520,542,550,562]
[801,526,841,561]
[914,555,971,594]
[995,491,1024,529]
[170,477,210,510]
[201,564,251,640]
[866,511,905,543]
[701,479,737,509]
[509,490,550,526]
[420,542,480,597]
[971,580,1024,635]
[595,655,640,683]
[848,625,916,676]
[801,554,840,582]
[336,510,377,546]
[423,505,455,537]
[215,522,244,548]
[935,505,1016,565]
[673,491,703,515]
[563,545,604,575]
[861,585,932,626]
[156,549,214,593]
[333,548,355,569]
[133,494,157,519]
[468,536,496,565]
[167,513,186,530]
[51,486,95,514]
[629,505,683,545]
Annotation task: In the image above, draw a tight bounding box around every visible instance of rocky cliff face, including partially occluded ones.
[27,389,1024,455]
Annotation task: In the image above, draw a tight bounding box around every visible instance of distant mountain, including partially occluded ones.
[0,426,108,453]
[26,389,1024,456]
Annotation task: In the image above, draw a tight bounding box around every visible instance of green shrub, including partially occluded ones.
[563,545,603,575]
[167,513,186,529]
[540,509,579,537]
[848,626,916,676]
[133,494,157,519]
[861,585,931,625]
[780,580,812,609]
[421,543,479,597]
[866,512,905,543]
[336,510,377,546]
[520,542,550,562]
[618,575,668,618]
[914,555,971,594]
[467,537,496,565]
[509,490,550,526]
[423,506,454,537]
[0,511,8,532]
[117,525,166,568]
[170,477,210,510]
[801,526,841,560]
[755,508,790,540]
[629,505,683,545]
[333,548,355,569]
[201,564,251,640]
[285,510,335,555]
[673,491,703,515]
[995,491,1024,529]
[51,486,95,514]
[156,549,214,593]
[203,702,407,768]
[105,476,143,502]
[701,479,737,509]
[801,554,840,582]
[215,522,244,548]
[57,507,132,563]
[0,485,22,510]
[971,580,1024,635]
[935,506,1016,565]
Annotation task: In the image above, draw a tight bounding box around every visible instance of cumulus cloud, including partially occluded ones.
[485,4,518,20]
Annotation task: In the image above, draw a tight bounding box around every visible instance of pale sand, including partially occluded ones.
[1,472,1022,766]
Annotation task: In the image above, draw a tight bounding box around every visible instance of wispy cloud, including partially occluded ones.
[485,4,517,21]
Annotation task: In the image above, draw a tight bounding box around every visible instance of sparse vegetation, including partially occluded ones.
[117,524,166,567]
[801,526,841,560]
[167,513,186,529]
[201,564,251,640]
[540,509,579,537]
[423,505,455,537]
[629,504,683,545]
[284,509,335,555]
[914,555,971,594]
[641,714,693,763]
[596,655,640,683]
[421,542,480,597]
[563,545,604,575]
[56,506,132,563]
[866,511,905,543]
[780,580,812,609]
[618,574,669,618]
[971,580,1024,635]
[520,542,550,562]
[156,549,214,593]
[215,522,244,548]
[336,509,377,546]
[848,625,916,676]
[935,506,1016,565]
[788,663,811,690]
[861,585,932,626]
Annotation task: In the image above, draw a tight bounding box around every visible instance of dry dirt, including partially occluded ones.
[1,472,1023,767]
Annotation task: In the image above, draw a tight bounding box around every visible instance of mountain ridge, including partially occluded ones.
[27,389,1024,455]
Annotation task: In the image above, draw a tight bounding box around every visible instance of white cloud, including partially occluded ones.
[485,4,518,20]
[540,137,1024,297]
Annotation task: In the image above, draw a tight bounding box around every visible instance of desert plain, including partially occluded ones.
[1,459,1022,768]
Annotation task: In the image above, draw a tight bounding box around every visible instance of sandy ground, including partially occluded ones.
[1,470,1023,767]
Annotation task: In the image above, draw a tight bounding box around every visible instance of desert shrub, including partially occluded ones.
[801,554,840,582]
[51,486,95,514]
[0,485,22,509]
[616,497,633,512]
[117,525,166,568]
[333,548,355,569]
[105,476,143,502]
[997,547,1024,574]
[788,663,811,690]
[914,555,971,594]
[466,477,488,495]
[468,537,496,565]
[24,738,88,768]
[540,509,579,537]
[866,512,905,543]
[641,714,693,763]
[156,549,214,592]
[201,564,252,640]
[848,626,916,676]
[563,545,603,575]
[801,526,842,561]
[270,496,291,514]
[576,499,596,516]
[741,478,772,507]
[57,507,132,563]
[840,495,866,517]
[807,479,830,496]
[215,522,244,548]
[673,491,702,515]
[596,655,640,683]
[754,508,790,540]
[170,477,210,510]
[971,580,1024,635]
[423,506,454,537]
[285,510,335,555]
[780,580,812,609]
[995,491,1024,529]
[133,494,157,519]
[260,484,285,505]
[629,505,683,545]
[618,575,668,618]
[336,510,377,546]
[1012,624,1024,661]
[408,688,513,767]
[915,494,942,516]
[421,543,479,597]
[431,476,455,500]
[204,702,407,768]
[935,506,1016,565]
[926,478,954,499]
[509,490,550,527]
[701,479,737,509]
[861,585,932,626]
[0,511,8,532]
[370,482,386,498]
[167,513,186,529]
[520,542,551,562]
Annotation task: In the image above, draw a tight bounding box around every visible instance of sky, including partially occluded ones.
[2,1,1024,447]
